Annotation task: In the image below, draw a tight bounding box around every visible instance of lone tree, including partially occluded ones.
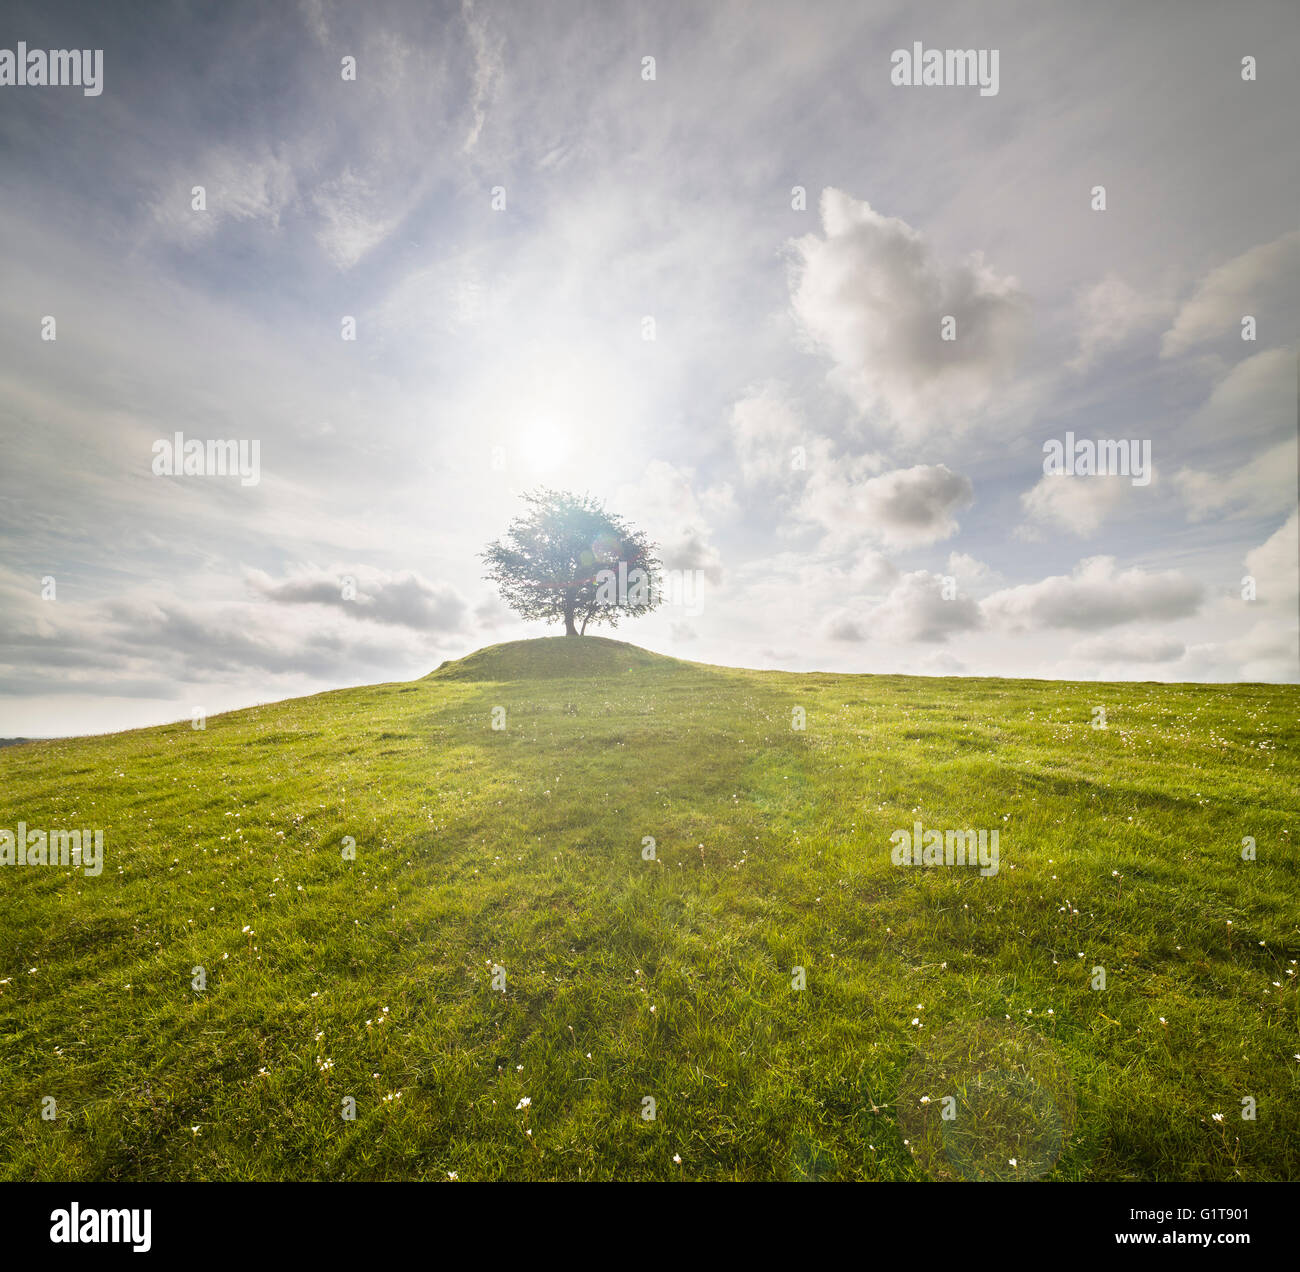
[481,489,663,636]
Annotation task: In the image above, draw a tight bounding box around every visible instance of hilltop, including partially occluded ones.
[428,635,686,681]
[1,639,1297,1181]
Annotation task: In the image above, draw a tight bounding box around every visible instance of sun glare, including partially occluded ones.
[517,419,572,472]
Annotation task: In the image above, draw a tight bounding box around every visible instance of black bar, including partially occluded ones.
[2,1182,1288,1258]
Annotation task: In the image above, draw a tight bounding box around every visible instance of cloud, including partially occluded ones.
[982,557,1202,632]
[461,0,504,153]
[865,570,983,643]
[1161,230,1300,358]
[918,650,966,676]
[946,551,997,589]
[853,550,900,589]
[663,526,724,584]
[1175,437,1296,522]
[729,384,806,485]
[1019,473,1148,537]
[1069,273,1171,371]
[100,595,432,678]
[1069,632,1186,664]
[699,482,738,520]
[616,460,725,584]
[472,594,514,630]
[247,565,470,630]
[789,188,1028,437]
[1226,621,1299,681]
[800,462,973,548]
[0,575,451,703]
[312,168,411,270]
[150,145,299,244]
[1182,348,1296,449]
[298,0,329,44]
[1244,509,1299,608]
[822,610,867,642]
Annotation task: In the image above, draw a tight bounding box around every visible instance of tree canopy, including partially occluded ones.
[481,489,663,636]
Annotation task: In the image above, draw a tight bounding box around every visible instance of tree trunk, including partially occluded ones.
[564,589,578,635]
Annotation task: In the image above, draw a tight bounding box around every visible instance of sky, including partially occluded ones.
[1,0,1297,738]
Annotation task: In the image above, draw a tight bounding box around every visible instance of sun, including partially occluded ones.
[517,418,572,472]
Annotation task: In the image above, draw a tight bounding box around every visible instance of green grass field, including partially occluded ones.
[2,637,1297,1181]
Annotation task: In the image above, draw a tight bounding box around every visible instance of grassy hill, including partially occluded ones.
[1,637,1297,1181]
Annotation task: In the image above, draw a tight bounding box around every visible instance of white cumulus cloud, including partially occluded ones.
[790,188,1028,438]
[982,557,1202,632]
